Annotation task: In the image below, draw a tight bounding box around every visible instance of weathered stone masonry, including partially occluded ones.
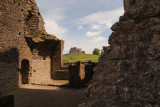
[69,47,85,54]
[25,37,64,83]
[83,0,160,106]
[69,61,97,88]
[0,0,64,91]
[0,0,33,91]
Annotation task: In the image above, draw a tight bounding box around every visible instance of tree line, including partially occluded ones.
[92,48,104,55]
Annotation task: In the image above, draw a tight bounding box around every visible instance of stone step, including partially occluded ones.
[60,66,68,70]
[54,70,69,80]
[55,70,68,72]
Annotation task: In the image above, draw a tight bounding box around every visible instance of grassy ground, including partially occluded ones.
[63,53,100,63]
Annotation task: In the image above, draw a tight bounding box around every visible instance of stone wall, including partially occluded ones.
[83,62,97,84]
[0,48,19,90]
[83,0,160,106]
[31,57,51,84]
[69,62,83,88]
[69,61,97,88]
[69,47,85,54]
[0,0,33,91]
[51,40,64,79]
[25,37,64,84]
[19,0,46,36]
[0,0,63,91]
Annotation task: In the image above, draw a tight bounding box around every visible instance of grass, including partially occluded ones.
[32,31,56,42]
[63,53,100,63]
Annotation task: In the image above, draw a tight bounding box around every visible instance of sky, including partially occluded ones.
[36,0,124,54]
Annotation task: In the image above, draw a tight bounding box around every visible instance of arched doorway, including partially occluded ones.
[21,59,30,84]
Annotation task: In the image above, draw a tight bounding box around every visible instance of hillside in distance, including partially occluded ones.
[63,53,100,63]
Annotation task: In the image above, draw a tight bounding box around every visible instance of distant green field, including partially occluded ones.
[63,53,100,63]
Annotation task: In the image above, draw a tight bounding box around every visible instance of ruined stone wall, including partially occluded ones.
[51,40,64,79]
[18,0,46,36]
[0,0,32,91]
[24,37,60,84]
[0,0,46,91]
[0,49,20,91]
[83,62,97,84]
[31,56,51,84]
[83,0,160,106]
[69,61,97,88]
[69,47,83,54]
[69,62,83,88]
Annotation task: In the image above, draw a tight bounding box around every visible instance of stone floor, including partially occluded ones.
[14,85,88,107]
[31,80,69,87]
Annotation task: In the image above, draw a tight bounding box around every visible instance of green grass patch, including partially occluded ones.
[63,53,100,63]
[32,31,56,42]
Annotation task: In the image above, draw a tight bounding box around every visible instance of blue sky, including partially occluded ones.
[36,0,124,54]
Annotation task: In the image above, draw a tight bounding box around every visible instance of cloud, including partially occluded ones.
[44,19,67,39]
[86,31,102,37]
[36,0,123,54]
[77,7,124,28]
[44,8,66,21]
[91,36,106,43]
[78,25,84,30]
[91,24,102,30]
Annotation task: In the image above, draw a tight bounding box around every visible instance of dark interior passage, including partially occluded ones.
[21,59,30,84]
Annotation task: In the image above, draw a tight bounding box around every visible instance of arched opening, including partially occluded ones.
[21,59,30,84]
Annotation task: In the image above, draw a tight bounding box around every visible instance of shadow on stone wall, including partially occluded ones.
[0,48,19,63]
[25,37,57,58]
[68,61,97,88]
[0,48,19,91]
[68,62,82,88]
[82,62,97,85]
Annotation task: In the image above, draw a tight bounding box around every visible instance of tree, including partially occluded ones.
[93,48,100,55]
[101,49,104,54]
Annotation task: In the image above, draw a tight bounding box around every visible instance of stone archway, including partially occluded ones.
[21,59,30,84]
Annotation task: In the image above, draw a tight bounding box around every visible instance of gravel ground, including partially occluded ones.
[14,85,88,107]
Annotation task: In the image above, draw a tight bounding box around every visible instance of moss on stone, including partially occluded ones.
[32,31,56,42]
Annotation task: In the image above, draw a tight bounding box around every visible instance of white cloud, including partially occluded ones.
[91,24,102,30]
[78,25,84,30]
[44,19,67,39]
[44,8,66,21]
[86,31,101,37]
[91,36,106,43]
[36,0,123,54]
[77,7,124,28]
